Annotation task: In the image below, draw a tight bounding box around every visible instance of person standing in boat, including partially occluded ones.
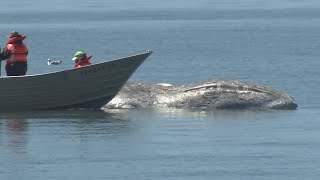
[1,31,28,76]
[72,51,92,68]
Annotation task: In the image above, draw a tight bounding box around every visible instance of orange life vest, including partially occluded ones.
[74,55,92,68]
[6,43,28,64]
[75,61,92,68]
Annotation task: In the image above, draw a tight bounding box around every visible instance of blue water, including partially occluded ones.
[1,0,320,179]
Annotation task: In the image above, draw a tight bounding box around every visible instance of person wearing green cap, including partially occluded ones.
[72,51,92,68]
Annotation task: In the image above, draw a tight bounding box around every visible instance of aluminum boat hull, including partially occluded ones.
[0,51,152,110]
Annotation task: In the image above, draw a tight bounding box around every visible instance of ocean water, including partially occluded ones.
[1,0,320,179]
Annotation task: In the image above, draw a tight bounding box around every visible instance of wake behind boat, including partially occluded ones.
[0,51,152,110]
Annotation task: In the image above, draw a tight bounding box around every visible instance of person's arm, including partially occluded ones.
[0,47,9,60]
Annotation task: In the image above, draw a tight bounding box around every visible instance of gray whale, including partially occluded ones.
[104,79,297,110]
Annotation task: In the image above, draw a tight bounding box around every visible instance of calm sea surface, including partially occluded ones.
[1,0,320,179]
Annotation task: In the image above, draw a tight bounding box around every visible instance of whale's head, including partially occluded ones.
[106,80,298,110]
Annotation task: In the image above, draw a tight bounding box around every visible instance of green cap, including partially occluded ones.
[72,51,87,61]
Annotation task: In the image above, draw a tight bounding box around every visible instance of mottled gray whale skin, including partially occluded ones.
[104,80,297,110]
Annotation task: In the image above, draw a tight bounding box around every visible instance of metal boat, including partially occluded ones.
[0,51,152,110]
